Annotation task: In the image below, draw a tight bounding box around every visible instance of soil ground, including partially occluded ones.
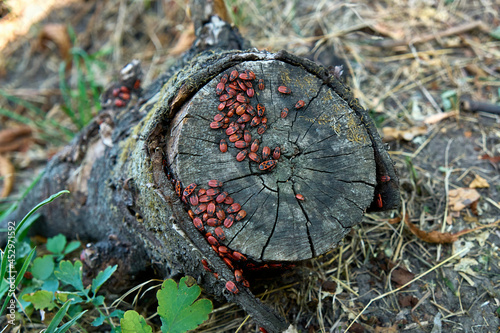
[0,0,499,332]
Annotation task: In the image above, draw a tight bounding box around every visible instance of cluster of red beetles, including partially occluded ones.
[110,79,141,108]
[210,69,305,172]
[176,179,253,293]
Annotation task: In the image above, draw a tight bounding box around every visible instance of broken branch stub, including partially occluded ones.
[151,50,399,264]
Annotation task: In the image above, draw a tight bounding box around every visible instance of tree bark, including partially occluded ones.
[3,12,399,333]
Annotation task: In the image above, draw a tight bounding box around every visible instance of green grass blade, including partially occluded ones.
[58,62,79,127]
[15,190,70,237]
[55,309,88,333]
[45,299,72,333]
[0,247,36,316]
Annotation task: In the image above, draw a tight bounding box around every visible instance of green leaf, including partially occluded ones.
[54,260,83,291]
[63,241,81,255]
[31,255,55,280]
[91,295,105,306]
[47,234,67,255]
[91,313,106,327]
[157,277,213,333]
[55,292,84,305]
[91,265,117,294]
[490,26,500,40]
[110,309,125,319]
[22,290,56,310]
[121,310,153,333]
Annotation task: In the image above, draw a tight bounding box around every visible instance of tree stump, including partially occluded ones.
[3,46,398,331]
[165,53,393,262]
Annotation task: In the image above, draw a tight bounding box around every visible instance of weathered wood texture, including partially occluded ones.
[2,22,398,333]
[168,59,378,262]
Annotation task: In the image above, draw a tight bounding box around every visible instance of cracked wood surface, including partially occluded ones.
[166,59,377,262]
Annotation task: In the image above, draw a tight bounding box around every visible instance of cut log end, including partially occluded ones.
[166,59,379,262]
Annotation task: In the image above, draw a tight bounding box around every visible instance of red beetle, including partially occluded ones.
[207,235,219,246]
[235,140,248,149]
[213,113,225,122]
[257,124,267,135]
[216,82,225,95]
[208,179,223,187]
[251,139,260,152]
[246,104,255,116]
[237,79,247,91]
[206,218,218,227]
[234,269,243,282]
[235,104,246,115]
[226,87,238,96]
[273,147,281,160]
[199,195,214,203]
[220,139,228,153]
[188,209,195,220]
[223,258,234,270]
[278,85,291,94]
[224,214,235,228]
[112,88,120,97]
[248,152,261,163]
[189,193,199,206]
[225,281,239,294]
[175,180,182,197]
[242,279,250,288]
[280,108,289,118]
[236,150,248,162]
[256,104,265,117]
[238,71,253,80]
[207,202,216,216]
[216,191,228,203]
[235,209,246,221]
[381,175,391,182]
[225,124,239,136]
[250,116,261,127]
[193,204,207,215]
[258,78,264,90]
[218,102,226,111]
[223,196,234,205]
[218,246,229,254]
[219,93,231,102]
[229,70,239,81]
[210,121,223,129]
[119,92,130,101]
[229,133,242,142]
[243,130,251,143]
[193,217,204,232]
[295,194,305,201]
[114,99,126,107]
[236,94,249,104]
[221,74,228,84]
[237,114,251,124]
[261,116,268,124]
[295,100,305,109]
[232,251,247,261]
[227,203,241,214]
[216,207,226,221]
[206,188,220,196]
[214,227,225,240]
[259,160,277,171]
[246,88,255,98]
[262,146,271,160]
[198,188,206,196]
[183,183,197,197]
[376,193,383,208]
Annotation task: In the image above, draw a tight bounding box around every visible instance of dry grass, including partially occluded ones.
[1,0,499,332]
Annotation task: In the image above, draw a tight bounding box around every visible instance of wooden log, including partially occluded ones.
[2,48,398,333]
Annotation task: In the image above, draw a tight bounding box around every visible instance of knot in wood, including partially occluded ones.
[165,56,393,263]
